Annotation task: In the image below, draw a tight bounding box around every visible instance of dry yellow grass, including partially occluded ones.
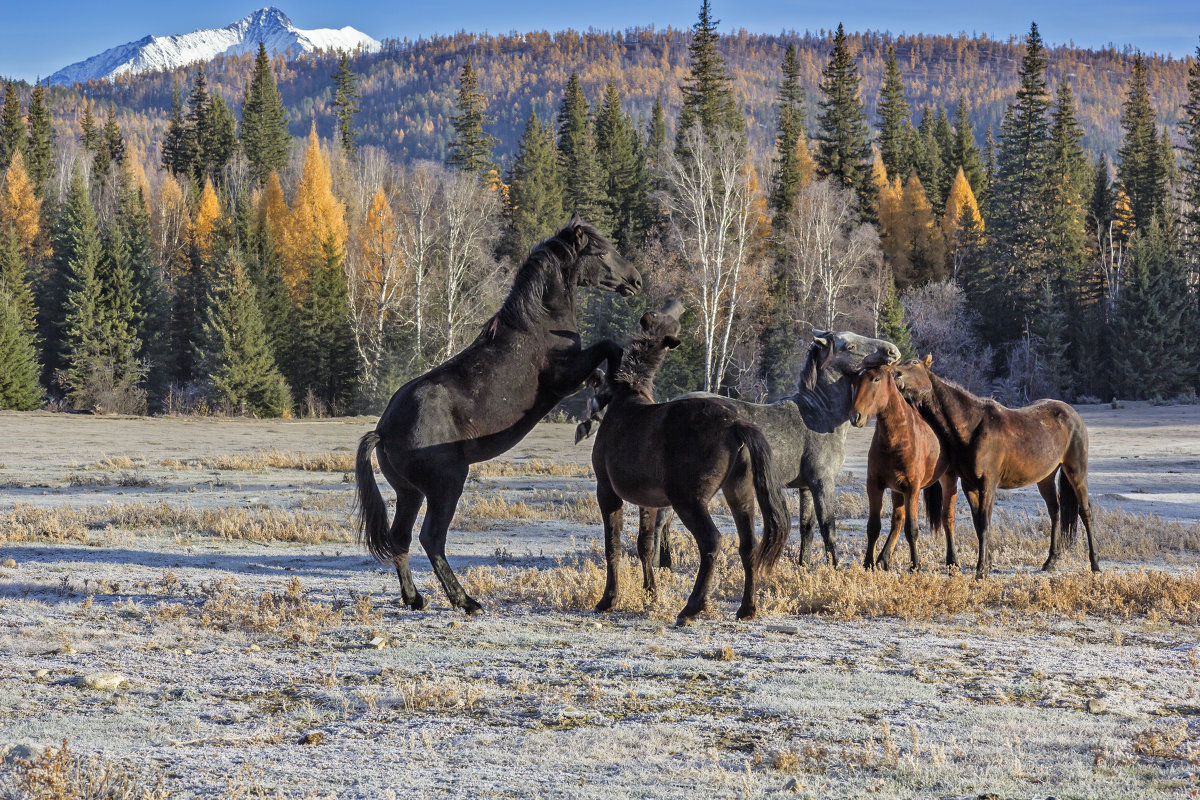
[195,577,344,642]
[0,738,167,800]
[456,492,599,526]
[156,448,355,472]
[469,459,594,478]
[0,502,352,544]
[1134,721,1200,764]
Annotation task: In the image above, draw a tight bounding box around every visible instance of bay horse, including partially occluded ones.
[591,301,791,625]
[579,330,902,569]
[893,355,1100,578]
[851,365,958,571]
[355,216,642,613]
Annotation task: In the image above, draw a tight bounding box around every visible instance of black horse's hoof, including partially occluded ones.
[407,593,428,611]
[1041,557,1058,573]
[736,604,756,621]
[594,598,615,613]
[462,598,484,615]
[674,615,694,628]
[1090,562,1102,574]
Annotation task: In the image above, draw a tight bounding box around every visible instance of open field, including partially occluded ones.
[1,403,1199,799]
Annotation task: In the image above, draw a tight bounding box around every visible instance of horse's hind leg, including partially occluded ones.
[595,478,625,612]
[637,507,658,596]
[415,464,481,614]
[809,478,840,568]
[655,508,674,569]
[878,491,906,571]
[1037,473,1062,572]
[378,453,427,609]
[671,499,722,626]
[934,475,959,569]
[1062,461,1101,572]
[723,478,758,620]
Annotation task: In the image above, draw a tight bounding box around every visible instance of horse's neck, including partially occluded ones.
[874,380,913,435]
[613,341,668,399]
[793,369,854,431]
[925,375,980,444]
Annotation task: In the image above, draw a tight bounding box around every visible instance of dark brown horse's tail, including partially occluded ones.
[736,423,791,573]
[1058,469,1079,548]
[355,431,393,561]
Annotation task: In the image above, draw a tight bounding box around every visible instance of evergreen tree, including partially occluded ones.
[24,83,53,197]
[594,79,642,249]
[913,106,947,214]
[445,58,497,179]
[981,125,997,216]
[0,287,42,410]
[877,47,912,183]
[770,43,808,222]
[505,110,564,259]
[648,95,668,160]
[876,277,913,359]
[949,95,986,201]
[1044,81,1091,288]
[57,168,106,408]
[250,216,292,366]
[199,249,292,416]
[816,24,872,214]
[331,53,362,156]
[95,215,143,397]
[1089,155,1115,234]
[557,72,608,229]
[240,43,291,185]
[115,173,167,400]
[94,106,125,182]
[676,0,743,147]
[931,106,955,209]
[1180,42,1200,289]
[0,80,26,172]
[1118,54,1168,228]
[161,84,191,177]
[185,65,214,182]
[293,235,356,413]
[80,103,99,156]
[0,224,36,336]
[208,93,237,178]
[1114,216,1193,398]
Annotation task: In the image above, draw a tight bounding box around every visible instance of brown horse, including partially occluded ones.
[591,301,791,625]
[851,365,958,571]
[893,355,1100,577]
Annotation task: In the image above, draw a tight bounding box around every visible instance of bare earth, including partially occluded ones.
[1,403,1198,798]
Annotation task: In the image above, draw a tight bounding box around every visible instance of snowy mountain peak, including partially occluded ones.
[47,8,380,86]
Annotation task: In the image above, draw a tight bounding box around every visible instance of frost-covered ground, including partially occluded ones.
[1,404,1198,799]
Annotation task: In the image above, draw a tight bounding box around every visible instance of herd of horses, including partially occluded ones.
[354,218,1101,626]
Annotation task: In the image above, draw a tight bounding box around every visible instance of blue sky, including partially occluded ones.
[3,0,1198,83]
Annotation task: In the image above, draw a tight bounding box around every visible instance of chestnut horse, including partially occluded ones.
[591,301,791,625]
[893,356,1100,578]
[851,365,958,571]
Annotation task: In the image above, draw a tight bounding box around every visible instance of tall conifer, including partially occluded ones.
[0,81,24,172]
[505,110,564,259]
[240,43,291,185]
[331,53,362,155]
[1180,43,1200,290]
[557,73,608,229]
[676,0,742,147]
[877,47,912,183]
[445,59,497,179]
[816,24,871,214]
[770,43,808,221]
[25,83,53,197]
[1118,54,1167,228]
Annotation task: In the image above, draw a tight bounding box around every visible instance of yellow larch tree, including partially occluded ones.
[794,129,817,192]
[898,173,946,287]
[284,124,347,300]
[941,167,983,240]
[191,178,222,259]
[0,152,43,261]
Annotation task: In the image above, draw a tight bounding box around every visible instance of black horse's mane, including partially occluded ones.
[488,221,605,333]
[614,325,669,396]
[799,339,831,392]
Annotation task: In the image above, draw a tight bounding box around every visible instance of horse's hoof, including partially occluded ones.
[674,615,694,628]
[1041,558,1058,573]
[462,598,484,615]
[1090,562,1102,573]
[594,598,615,613]
[736,604,757,621]
[408,593,428,611]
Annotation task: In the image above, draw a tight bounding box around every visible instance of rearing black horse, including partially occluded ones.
[355,216,642,613]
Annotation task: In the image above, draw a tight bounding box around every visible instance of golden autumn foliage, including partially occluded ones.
[793,129,817,192]
[191,179,221,258]
[283,124,347,300]
[258,171,289,243]
[359,186,397,286]
[1112,188,1136,242]
[0,152,43,261]
[942,167,984,239]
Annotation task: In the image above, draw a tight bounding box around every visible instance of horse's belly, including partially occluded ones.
[608,474,670,508]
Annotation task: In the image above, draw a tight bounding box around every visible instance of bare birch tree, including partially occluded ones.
[394,161,443,371]
[437,170,503,361]
[658,126,766,392]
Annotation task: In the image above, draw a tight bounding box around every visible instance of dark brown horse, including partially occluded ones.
[893,355,1100,578]
[591,301,791,625]
[851,365,958,571]
[355,216,641,613]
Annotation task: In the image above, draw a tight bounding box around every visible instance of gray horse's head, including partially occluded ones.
[802,330,902,391]
[563,214,642,297]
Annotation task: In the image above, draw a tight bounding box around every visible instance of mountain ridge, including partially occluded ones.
[47,7,380,86]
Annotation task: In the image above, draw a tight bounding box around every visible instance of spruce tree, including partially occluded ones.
[594,80,641,249]
[949,95,986,201]
[981,125,997,217]
[94,107,125,182]
[331,53,362,156]
[115,174,167,398]
[161,84,191,177]
[199,249,292,416]
[25,83,53,197]
[0,288,42,409]
[186,66,214,182]
[1044,81,1091,286]
[877,47,912,183]
[445,58,497,179]
[770,43,808,222]
[506,110,565,259]
[816,24,872,214]
[0,224,36,335]
[1180,43,1200,289]
[293,235,356,414]
[208,93,237,178]
[57,168,106,408]
[95,215,144,398]
[1118,54,1167,229]
[80,103,99,156]
[557,72,608,230]
[251,218,292,367]
[876,277,913,359]
[676,0,743,147]
[0,81,25,173]
[240,43,291,185]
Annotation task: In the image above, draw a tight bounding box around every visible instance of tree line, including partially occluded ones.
[1,7,1199,415]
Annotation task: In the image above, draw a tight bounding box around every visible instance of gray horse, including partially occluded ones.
[579,330,901,567]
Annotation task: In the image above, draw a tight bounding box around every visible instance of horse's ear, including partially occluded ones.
[569,212,582,227]
[818,336,837,371]
[640,311,655,330]
[663,335,681,350]
[812,329,830,347]
[923,353,933,368]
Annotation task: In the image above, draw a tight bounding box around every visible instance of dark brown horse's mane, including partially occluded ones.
[485,221,606,334]
[799,339,835,392]
[613,325,668,396]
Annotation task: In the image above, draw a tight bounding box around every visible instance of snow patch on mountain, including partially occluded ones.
[48,8,379,86]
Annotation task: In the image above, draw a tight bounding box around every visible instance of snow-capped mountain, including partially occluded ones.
[47,8,380,86]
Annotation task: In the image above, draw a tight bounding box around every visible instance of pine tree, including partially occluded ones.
[877,47,912,183]
[913,106,947,215]
[24,83,53,197]
[186,65,214,182]
[95,214,144,401]
[161,84,191,177]
[816,24,872,214]
[1180,43,1200,289]
[876,277,913,359]
[199,249,292,416]
[557,72,608,229]
[331,53,362,156]
[57,168,106,408]
[240,43,291,185]
[949,95,986,202]
[594,79,640,248]
[0,80,25,172]
[80,103,99,156]
[116,174,165,375]
[981,125,997,216]
[1118,54,1168,229]
[676,0,743,147]
[250,216,292,367]
[1044,81,1091,288]
[770,43,808,222]
[207,93,237,177]
[648,95,668,163]
[445,58,497,179]
[506,110,564,259]
[293,235,356,414]
[94,106,125,182]
[0,224,36,336]
[0,287,42,410]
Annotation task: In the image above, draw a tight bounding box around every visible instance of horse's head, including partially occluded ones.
[803,330,902,390]
[639,299,684,350]
[562,214,642,297]
[850,365,893,427]
[893,354,935,403]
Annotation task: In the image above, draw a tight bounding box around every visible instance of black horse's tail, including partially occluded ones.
[1058,469,1079,549]
[355,431,392,561]
[735,422,791,573]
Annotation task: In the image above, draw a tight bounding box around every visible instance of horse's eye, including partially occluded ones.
[873,377,880,383]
